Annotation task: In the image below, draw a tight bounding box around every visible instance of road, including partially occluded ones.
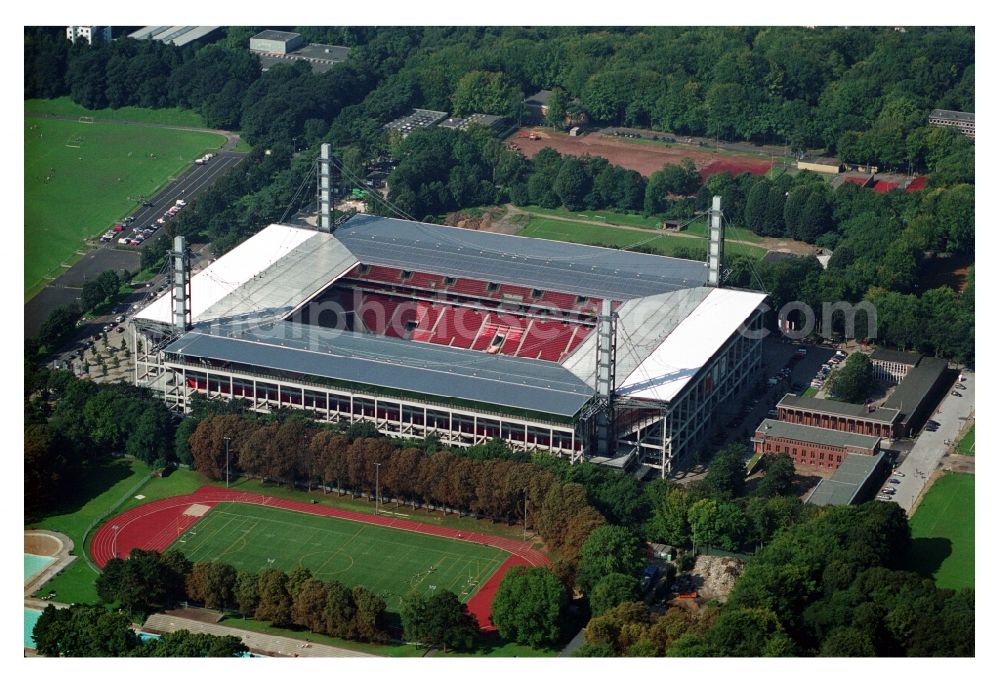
[886,370,975,514]
[25,151,245,340]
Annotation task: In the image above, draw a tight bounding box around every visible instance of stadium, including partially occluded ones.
[131,204,766,478]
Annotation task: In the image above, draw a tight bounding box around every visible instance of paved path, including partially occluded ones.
[142,613,375,657]
[888,370,975,514]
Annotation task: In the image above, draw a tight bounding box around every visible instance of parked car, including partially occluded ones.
[893,471,905,477]
[889,479,901,484]
[143,201,154,207]
[956,383,966,390]
[951,391,962,397]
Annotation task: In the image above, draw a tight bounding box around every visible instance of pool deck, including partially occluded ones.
[24,530,76,597]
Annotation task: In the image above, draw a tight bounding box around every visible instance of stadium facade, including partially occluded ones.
[132,214,766,477]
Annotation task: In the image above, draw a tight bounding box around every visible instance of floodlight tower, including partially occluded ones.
[706,195,725,288]
[318,142,333,231]
[170,236,191,331]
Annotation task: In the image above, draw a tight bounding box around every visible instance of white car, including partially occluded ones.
[893,471,904,477]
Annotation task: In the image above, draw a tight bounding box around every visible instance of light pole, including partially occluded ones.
[522,494,529,542]
[224,436,231,489]
[374,462,381,516]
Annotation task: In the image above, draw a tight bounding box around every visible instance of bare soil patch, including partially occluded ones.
[512,127,774,177]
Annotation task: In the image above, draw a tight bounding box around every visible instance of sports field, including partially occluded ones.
[169,502,507,612]
[519,216,766,260]
[907,472,974,590]
[24,116,225,296]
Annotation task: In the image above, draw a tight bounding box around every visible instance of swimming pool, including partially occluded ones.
[24,554,54,584]
[24,608,41,649]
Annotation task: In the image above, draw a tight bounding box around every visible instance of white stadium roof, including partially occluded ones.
[136,225,320,325]
[617,287,767,402]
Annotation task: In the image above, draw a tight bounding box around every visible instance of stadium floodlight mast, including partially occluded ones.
[224,436,232,489]
[523,493,528,542]
[374,462,381,516]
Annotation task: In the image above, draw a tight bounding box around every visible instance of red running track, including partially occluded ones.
[90,486,548,629]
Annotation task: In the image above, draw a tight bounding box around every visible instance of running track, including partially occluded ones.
[90,486,548,629]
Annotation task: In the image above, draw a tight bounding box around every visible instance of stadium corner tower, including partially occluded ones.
[132,201,766,478]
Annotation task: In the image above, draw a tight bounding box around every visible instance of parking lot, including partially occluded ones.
[884,370,975,514]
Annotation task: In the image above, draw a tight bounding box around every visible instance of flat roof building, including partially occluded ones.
[383,109,449,138]
[755,419,881,471]
[929,109,975,139]
[807,451,890,506]
[249,30,350,74]
[882,357,952,435]
[128,26,220,47]
[777,393,900,439]
[797,156,843,175]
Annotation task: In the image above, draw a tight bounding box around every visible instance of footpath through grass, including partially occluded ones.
[520,216,765,260]
[171,502,507,612]
[955,424,975,456]
[907,472,974,590]
[24,115,225,298]
[25,97,208,128]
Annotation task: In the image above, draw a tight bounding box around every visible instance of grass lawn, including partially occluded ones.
[29,460,209,604]
[25,97,207,128]
[170,502,507,613]
[955,424,975,456]
[518,204,662,229]
[24,117,226,298]
[907,473,974,590]
[520,216,765,260]
[802,387,819,398]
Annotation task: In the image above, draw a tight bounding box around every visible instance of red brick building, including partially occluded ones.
[754,419,882,471]
[777,394,900,439]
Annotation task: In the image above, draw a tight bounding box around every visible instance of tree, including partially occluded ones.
[351,586,387,642]
[590,573,641,616]
[201,562,236,611]
[754,454,796,498]
[575,525,645,594]
[703,443,746,499]
[491,566,569,648]
[256,569,293,626]
[402,589,479,652]
[323,580,356,638]
[233,571,260,618]
[545,87,568,128]
[33,605,139,657]
[131,630,247,657]
[829,352,875,404]
[553,157,591,210]
[649,486,692,548]
[292,578,330,633]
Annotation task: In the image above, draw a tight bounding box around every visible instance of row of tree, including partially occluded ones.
[188,415,608,564]
[96,548,390,644]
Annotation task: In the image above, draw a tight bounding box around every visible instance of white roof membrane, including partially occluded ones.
[618,288,767,403]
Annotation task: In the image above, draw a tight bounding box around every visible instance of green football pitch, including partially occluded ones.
[24,115,225,298]
[907,472,974,590]
[169,502,507,611]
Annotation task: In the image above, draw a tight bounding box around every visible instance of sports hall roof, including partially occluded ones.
[165,322,594,417]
